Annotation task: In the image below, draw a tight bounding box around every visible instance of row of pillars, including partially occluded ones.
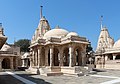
[104,54,117,61]
[31,45,86,67]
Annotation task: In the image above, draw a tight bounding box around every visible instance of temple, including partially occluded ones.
[0,24,21,71]
[95,17,120,69]
[27,7,90,76]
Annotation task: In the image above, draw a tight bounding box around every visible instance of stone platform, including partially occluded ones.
[26,65,95,77]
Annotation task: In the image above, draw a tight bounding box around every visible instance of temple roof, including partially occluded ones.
[96,26,114,52]
[44,28,69,39]
[67,32,79,37]
[113,39,120,48]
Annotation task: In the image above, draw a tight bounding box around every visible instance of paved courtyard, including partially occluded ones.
[0,70,120,84]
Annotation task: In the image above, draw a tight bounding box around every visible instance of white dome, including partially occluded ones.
[67,32,79,37]
[113,39,120,48]
[44,28,69,39]
[1,44,11,51]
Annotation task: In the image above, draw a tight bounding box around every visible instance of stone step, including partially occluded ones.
[46,72,63,76]
[64,72,84,77]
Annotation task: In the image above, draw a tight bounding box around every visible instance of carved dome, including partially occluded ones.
[44,28,69,39]
[113,39,120,48]
[67,32,79,37]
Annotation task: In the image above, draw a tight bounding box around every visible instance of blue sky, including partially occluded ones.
[0,0,120,50]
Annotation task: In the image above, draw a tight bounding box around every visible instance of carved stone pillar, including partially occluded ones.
[0,59,2,71]
[15,58,18,69]
[32,50,35,66]
[22,59,25,67]
[45,47,49,66]
[69,45,74,67]
[81,51,86,66]
[38,47,41,67]
[59,50,63,66]
[35,51,38,66]
[50,46,54,67]
[10,57,14,70]
[73,53,76,66]
[105,55,108,61]
[30,52,32,67]
[113,55,116,60]
[112,54,117,60]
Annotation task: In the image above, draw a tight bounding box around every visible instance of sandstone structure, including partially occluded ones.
[28,7,89,76]
[0,23,21,71]
[95,17,120,69]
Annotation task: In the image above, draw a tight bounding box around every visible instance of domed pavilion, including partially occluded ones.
[28,7,89,76]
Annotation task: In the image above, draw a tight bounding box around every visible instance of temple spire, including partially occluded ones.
[100,15,103,30]
[40,6,43,18]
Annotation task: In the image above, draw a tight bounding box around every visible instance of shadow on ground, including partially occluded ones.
[0,74,25,84]
[15,72,52,84]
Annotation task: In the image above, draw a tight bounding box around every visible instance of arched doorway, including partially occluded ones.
[2,58,10,69]
[63,47,69,66]
[54,48,59,66]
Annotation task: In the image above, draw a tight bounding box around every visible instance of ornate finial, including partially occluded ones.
[40,6,43,18]
[100,15,103,30]
[55,25,60,29]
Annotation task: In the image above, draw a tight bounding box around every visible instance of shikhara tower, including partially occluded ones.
[96,16,114,54]
[31,6,51,43]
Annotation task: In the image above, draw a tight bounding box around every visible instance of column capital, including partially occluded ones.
[50,46,54,66]
[45,46,49,51]
[68,43,74,48]
[69,45,74,67]
[49,45,54,49]
[112,54,117,56]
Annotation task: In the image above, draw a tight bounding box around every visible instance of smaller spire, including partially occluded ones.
[100,15,103,30]
[40,6,43,18]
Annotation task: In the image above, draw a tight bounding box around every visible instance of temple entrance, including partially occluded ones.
[2,58,10,69]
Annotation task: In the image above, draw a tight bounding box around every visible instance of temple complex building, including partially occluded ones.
[95,17,120,69]
[28,7,90,76]
[0,23,21,71]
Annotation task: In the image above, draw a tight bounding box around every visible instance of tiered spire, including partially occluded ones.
[31,6,51,43]
[96,16,114,53]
